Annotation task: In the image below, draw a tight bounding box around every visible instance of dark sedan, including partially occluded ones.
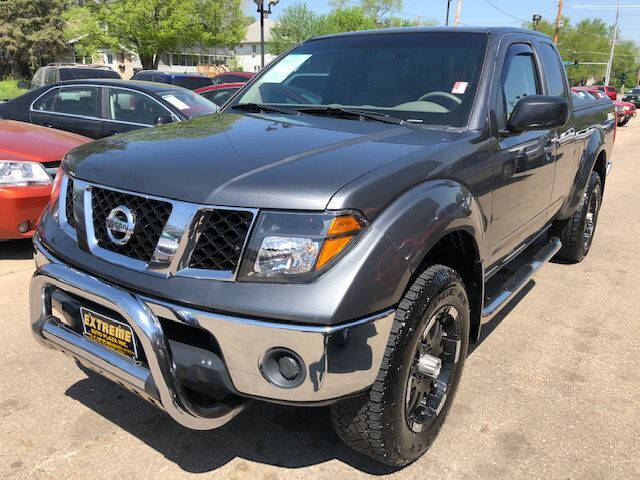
[0,79,218,139]
[623,87,640,107]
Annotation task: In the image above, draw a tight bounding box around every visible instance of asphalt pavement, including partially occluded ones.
[1,121,639,480]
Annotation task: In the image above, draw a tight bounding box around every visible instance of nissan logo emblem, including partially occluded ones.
[105,205,136,246]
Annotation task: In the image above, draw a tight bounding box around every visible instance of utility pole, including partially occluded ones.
[454,0,463,26]
[605,0,620,86]
[254,0,279,70]
[553,0,563,44]
[445,0,451,26]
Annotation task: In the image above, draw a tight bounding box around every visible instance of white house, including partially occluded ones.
[156,19,276,75]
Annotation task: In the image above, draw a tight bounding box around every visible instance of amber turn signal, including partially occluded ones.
[316,235,354,270]
[327,214,362,236]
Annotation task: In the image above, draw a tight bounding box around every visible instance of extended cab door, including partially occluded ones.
[536,41,577,213]
[489,43,556,261]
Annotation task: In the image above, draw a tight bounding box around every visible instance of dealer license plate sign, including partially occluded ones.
[81,307,138,359]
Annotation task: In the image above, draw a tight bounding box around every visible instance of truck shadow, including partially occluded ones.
[63,280,535,475]
[0,239,32,260]
[65,375,398,475]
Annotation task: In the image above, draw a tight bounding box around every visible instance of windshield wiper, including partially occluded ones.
[294,106,406,125]
[231,103,299,116]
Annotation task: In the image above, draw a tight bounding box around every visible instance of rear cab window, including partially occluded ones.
[59,68,121,81]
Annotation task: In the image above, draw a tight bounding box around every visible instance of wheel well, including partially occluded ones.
[594,151,607,192]
[416,230,483,343]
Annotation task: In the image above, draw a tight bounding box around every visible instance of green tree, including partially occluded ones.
[267,4,325,55]
[527,17,639,88]
[0,0,71,78]
[71,0,248,70]
[323,7,377,34]
[330,0,402,22]
[268,3,423,55]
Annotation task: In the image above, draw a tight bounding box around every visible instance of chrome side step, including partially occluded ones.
[481,237,561,323]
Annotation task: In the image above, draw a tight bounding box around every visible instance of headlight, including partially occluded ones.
[0,160,52,186]
[47,169,65,220]
[238,210,367,282]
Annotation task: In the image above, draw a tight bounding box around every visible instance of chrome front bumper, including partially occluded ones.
[30,237,395,430]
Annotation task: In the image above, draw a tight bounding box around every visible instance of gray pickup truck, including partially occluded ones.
[30,27,614,466]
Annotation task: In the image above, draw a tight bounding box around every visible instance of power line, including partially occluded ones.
[481,0,528,23]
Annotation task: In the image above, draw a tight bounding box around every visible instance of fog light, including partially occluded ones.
[278,355,301,380]
[260,348,306,388]
[18,221,30,233]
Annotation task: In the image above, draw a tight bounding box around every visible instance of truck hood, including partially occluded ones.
[64,112,454,210]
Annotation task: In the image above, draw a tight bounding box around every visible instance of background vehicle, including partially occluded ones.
[573,86,635,126]
[30,28,614,468]
[195,82,244,106]
[130,70,213,90]
[212,71,253,85]
[0,79,218,139]
[595,85,618,100]
[622,87,640,107]
[0,120,89,240]
[24,64,121,90]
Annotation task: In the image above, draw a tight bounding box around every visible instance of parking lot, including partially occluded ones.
[0,122,638,480]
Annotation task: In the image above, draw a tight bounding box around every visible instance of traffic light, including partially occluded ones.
[573,59,579,68]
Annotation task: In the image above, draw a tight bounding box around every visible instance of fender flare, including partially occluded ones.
[558,127,606,219]
[371,179,487,273]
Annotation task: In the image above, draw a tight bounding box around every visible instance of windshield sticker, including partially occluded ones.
[451,82,468,95]
[260,54,312,83]
[162,94,190,110]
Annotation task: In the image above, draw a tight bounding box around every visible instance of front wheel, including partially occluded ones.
[330,265,470,467]
[618,117,630,127]
[552,171,602,263]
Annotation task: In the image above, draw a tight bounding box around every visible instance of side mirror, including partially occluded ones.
[155,115,174,126]
[17,80,29,90]
[507,95,569,133]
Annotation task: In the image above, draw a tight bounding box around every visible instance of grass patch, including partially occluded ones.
[0,78,27,100]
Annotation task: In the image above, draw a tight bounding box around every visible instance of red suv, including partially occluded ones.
[595,85,617,101]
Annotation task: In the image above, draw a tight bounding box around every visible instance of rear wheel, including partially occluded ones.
[552,171,602,263]
[330,265,469,466]
[618,117,630,126]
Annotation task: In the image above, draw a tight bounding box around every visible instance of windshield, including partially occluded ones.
[231,32,488,127]
[159,89,219,118]
[630,88,640,94]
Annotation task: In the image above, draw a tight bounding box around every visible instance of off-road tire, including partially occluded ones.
[330,265,470,467]
[552,171,602,263]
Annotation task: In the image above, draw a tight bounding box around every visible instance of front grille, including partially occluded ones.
[65,178,76,229]
[92,187,172,262]
[188,209,253,271]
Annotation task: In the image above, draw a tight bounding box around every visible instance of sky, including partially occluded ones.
[243,0,640,47]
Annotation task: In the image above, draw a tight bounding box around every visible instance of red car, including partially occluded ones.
[0,120,90,240]
[194,82,244,107]
[211,71,253,85]
[572,86,636,126]
[595,85,618,101]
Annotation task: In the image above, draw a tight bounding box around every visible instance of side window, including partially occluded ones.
[32,68,44,88]
[107,88,168,125]
[501,45,541,121]
[538,43,566,98]
[33,86,100,118]
[44,68,57,85]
